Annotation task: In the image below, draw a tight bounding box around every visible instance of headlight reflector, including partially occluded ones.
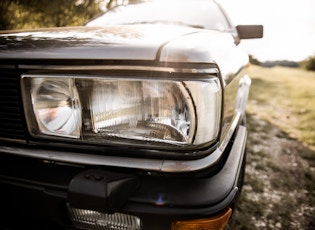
[88,80,193,144]
[21,74,221,149]
[30,78,81,138]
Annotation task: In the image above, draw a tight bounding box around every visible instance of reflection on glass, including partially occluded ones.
[89,79,191,143]
[32,78,81,138]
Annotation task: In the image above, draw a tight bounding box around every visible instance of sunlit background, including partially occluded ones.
[219,0,315,62]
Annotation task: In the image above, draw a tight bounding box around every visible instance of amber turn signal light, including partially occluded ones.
[171,208,232,230]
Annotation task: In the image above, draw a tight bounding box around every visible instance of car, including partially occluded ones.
[0,0,263,229]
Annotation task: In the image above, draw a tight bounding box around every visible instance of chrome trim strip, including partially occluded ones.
[18,65,219,74]
[0,138,27,144]
[0,65,16,69]
[219,112,241,152]
[0,112,242,173]
[0,146,163,171]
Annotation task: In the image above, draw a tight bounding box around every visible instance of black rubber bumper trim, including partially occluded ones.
[124,126,247,217]
[0,126,247,229]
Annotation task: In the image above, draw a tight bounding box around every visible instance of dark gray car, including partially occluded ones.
[0,0,262,229]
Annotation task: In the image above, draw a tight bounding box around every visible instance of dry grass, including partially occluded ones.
[245,65,315,149]
[227,65,315,230]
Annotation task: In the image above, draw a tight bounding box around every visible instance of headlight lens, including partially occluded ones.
[88,80,192,144]
[30,78,81,138]
[22,74,221,149]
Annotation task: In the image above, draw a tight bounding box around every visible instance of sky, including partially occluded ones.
[218,0,315,62]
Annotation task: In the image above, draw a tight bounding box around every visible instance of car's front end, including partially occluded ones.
[0,1,263,229]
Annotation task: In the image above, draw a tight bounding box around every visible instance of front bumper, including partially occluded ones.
[0,126,247,230]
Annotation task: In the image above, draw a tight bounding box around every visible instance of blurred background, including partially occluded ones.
[220,0,315,62]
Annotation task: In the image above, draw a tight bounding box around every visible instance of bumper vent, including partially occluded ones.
[0,68,27,141]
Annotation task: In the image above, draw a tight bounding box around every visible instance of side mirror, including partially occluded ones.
[236,25,264,39]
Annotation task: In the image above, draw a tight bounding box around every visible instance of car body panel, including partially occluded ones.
[0,25,203,60]
[0,0,263,229]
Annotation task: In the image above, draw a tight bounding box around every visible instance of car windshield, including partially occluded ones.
[87,0,231,31]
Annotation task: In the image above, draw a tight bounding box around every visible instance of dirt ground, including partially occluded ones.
[227,113,315,230]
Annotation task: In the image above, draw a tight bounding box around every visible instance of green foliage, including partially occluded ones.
[0,0,103,30]
[300,53,315,71]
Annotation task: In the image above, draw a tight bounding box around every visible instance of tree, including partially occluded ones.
[0,0,103,30]
[249,54,261,66]
[300,54,315,72]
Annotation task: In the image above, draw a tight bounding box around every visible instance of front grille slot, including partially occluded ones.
[0,69,27,141]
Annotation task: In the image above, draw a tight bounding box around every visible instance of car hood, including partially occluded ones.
[0,25,235,61]
[0,25,212,60]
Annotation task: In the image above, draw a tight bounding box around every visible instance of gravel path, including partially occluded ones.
[227,114,315,230]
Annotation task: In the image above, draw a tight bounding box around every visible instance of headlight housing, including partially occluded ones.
[21,74,222,150]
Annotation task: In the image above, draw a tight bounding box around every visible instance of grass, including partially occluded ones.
[246,65,315,150]
[227,65,315,230]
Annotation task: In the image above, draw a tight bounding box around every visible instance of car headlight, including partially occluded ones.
[21,74,221,150]
[30,78,81,138]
